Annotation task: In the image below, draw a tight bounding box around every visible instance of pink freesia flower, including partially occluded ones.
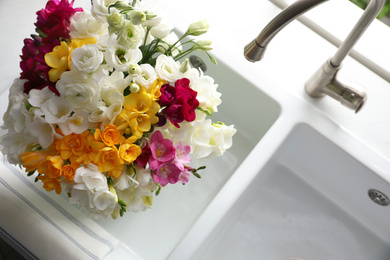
[149,131,176,170]
[173,142,191,170]
[179,170,190,185]
[153,161,181,186]
[35,0,83,43]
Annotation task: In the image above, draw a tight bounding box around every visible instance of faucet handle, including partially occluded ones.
[305,59,366,113]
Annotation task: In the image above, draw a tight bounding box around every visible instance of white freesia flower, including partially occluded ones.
[3,98,32,134]
[58,110,92,135]
[100,70,128,105]
[190,119,236,159]
[74,163,107,191]
[135,165,154,186]
[25,117,56,148]
[0,130,31,165]
[70,44,104,74]
[92,189,117,217]
[28,87,55,107]
[135,64,157,89]
[40,96,72,124]
[56,71,102,112]
[191,75,222,112]
[70,11,108,39]
[2,79,29,132]
[155,55,180,82]
[116,182,155,212]
[70,164,117,219]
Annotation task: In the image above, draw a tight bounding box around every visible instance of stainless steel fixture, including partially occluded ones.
[244,0,385,113]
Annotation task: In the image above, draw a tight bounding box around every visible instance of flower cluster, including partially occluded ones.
[0,0,236,219]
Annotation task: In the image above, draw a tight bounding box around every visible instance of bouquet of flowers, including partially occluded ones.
[0,0,236,219]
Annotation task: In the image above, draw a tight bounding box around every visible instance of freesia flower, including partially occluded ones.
[35,0,83,43]
[160,78,199,127]
[191,75,222,113]
[149,130,176,170]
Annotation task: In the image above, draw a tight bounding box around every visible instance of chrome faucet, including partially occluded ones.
[244,0,385,113]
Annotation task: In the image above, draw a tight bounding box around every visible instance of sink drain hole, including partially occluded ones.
[368,189,390,206]
[189,55,207,72]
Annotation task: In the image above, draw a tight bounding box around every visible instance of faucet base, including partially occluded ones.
[305,59,366,113]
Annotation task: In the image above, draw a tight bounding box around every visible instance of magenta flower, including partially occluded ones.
[159,78,199,128]
[153,161,182,186]
[149,131,176,170]
[159,84,176,106]
[35,0,82,43]
[19,37,59,94]
[135,144,152,168]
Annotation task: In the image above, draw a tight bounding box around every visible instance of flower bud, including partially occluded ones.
[129,64,140,76]
[180,58,190,73]
[192,40,213,51]
[129,10,146,25]
[113,1,133,10]
[130,83,140,93]
[145,11,157,21]
[106,13,126,32]
[186,19,209,36]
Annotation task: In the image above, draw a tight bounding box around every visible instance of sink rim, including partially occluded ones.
[168,103,390,259]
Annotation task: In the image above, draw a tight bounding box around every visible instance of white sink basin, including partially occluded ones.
[97,58,281,260]
[185,123,390,260]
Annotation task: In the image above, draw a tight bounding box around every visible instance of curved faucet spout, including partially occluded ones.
[244,0,329,63]
[244,0,385,112]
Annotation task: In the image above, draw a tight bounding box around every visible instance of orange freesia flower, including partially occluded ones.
[20,150,57,173]
[37,174,62,195]
[57,131,89,160]
[62,163,79,181]
[100,124,125,147]
[43,155,64,179]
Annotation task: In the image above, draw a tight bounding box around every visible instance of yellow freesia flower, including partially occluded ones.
[45,37,97,82]
[119,137,142,164]
[115,87,160,138]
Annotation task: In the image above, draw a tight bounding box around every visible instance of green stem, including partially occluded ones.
[165,33,188,56]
